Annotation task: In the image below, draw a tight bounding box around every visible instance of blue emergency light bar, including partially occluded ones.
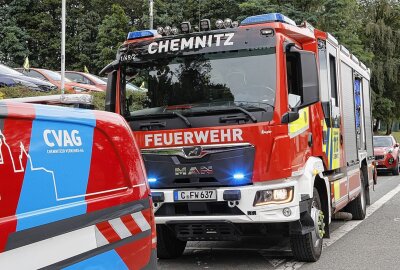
[241,13,296,27]
[127,30,158,40]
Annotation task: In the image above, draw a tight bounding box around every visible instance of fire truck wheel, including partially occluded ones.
[290,188,323,262]
[345,170,367,220]
[157,225,187,259]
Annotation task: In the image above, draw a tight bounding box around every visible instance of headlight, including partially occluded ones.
[253,187,294,206]
[72,86,89,93]
[388,157,395,164]
[387,148,394,154]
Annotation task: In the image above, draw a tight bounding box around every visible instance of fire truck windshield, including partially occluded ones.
[121,48,276,119]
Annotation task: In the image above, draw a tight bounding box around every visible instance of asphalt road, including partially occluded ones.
[158,172,400,270]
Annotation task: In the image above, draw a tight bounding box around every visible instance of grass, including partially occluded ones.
[375,131,400,142]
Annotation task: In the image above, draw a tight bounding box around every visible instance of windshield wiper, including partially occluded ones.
[171,111,192,127]
[188,106,258,123]
[231,107,257,123]
[126,111,192,127]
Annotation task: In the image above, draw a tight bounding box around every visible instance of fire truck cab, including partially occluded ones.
[102,13,375,262]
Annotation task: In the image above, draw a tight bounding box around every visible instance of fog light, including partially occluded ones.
[215,19,224,29]
[283,207,292,217]
[181,22,191,33]
[171,27,179,35]
[156,26,164,35]
[389,157,395,164]
[164,25,172,35]
[200,19,211,31]
[224,18,232,28]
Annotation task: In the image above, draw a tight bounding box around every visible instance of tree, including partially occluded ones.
[96,4,131,70]
[318,0,373,64]
[238,0,324,24]
[360,0,400,133]
[0,1,29,67]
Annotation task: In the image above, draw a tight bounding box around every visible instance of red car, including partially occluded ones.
[374,135,400,175]
[64,71,107,91]
[16,68,103,93]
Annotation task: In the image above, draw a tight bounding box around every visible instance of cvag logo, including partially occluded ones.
[43,129,82,148]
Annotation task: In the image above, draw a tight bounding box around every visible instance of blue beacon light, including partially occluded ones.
[233,173,245,180]
[148,177,157,183]
[240,13,296,27]
[127,30,158,40]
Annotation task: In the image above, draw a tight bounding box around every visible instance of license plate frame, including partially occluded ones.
[174,189,217,202]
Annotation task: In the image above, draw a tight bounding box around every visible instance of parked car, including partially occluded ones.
[64,71,107,91]
[0,64,57,91]
[101,77,147,92]
[16,68,103,93]
[373,135,400,175]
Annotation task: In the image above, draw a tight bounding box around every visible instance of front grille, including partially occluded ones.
[173,177,218,184]
[156,202,245,216]
[143,144,255,188]
[170,222,240,241]
[375,155,384,160]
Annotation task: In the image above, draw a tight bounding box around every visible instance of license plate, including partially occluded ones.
[174,190,217,201]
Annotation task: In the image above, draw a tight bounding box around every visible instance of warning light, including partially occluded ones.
[233,173,245,180]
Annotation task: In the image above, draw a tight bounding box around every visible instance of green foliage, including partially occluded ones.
[96,4,132,70]
[0,2,29,67]
[0,87,59,99]
[127,91,148,112]
[361,0,400,125]
[91,91,106,110]
[0,86,107,110]
[1,0,400,124]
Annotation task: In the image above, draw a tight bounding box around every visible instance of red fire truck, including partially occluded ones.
[101,13,376,262]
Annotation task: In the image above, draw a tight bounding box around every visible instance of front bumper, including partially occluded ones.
[153,179,301,224]
[376,155,397,169]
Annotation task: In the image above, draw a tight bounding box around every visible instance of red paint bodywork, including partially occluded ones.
[121,22,330,182]
[0,102,155,267]
[374,136,400,170]
[17,68,103,93]
[65,71,107,91]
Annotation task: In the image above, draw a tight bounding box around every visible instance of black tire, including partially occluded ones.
[157,225,187,259]
[290,188,324,262]
[393,158,399,175]
[361,166,371,206]
[346,170,367,220]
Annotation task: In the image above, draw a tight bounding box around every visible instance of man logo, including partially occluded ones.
[182,146,203,158]
[175,166,213,176]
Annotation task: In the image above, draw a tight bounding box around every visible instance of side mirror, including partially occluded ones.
[298,50,319,109]
[281,111,300,124]
[395,143,399,147]
[105,70,117,112]
[287,48,320,110]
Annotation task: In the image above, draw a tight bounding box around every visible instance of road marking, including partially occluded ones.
[276,183,400,270]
